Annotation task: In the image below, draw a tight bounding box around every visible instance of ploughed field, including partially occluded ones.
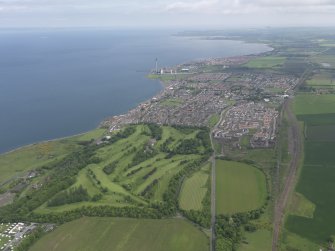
[282,94,335,249]
[29,217,209,251]
[215,160,267,215]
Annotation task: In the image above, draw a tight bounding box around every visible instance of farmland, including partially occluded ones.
[283,94,335,249]
[215,160,267,215]
[293,94,335,115]
[306,73,335,88]
[244,56,286,69]
[29,217,209,251]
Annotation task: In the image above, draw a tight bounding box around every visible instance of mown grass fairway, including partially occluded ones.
[179,163,210,211]
[244,56,286,68]
[29,217,209,251]
[215,160,267,215]
[33,124,209,213]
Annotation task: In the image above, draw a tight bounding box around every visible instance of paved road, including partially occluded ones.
[209,109,225,251]
[272,99,302,251]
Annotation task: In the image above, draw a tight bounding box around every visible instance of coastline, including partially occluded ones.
[0,42,272,157]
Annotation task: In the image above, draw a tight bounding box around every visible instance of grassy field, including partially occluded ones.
[293,94,335,115]
[208,114,220,128]
[306,73,335,87]
[244,56,286,69]
[160,98,183,107]
[289,192,315,219]
[312,55,335,68]
[239,229,272,251]
[179,163,210,211]
[284,94,335,248]
[0,129,106,185]
[29,217,209,251]
[215,160,267,215]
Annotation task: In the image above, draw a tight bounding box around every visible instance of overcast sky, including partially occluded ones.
[0,0,335,28]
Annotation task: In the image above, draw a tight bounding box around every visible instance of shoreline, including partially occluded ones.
[0,43,272,157]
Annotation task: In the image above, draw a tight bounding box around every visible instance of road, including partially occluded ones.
[209,109,225,251]
[272,99,302,251]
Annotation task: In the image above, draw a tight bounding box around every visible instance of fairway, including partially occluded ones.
[32,125,209,213]
[29,217,209,251]
[179,163,210,211]
[215,160,267,215]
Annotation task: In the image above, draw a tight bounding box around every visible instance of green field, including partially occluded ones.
[0,129,105,185]
[160,98,183,107]
[306,73,335,87]
[244,56,286,69]
[30,125,209,213]
[312,55,335,68]
[29,217,209,251]
[239,229,272,251]
[284,94,335,248]
[293,94,335,115]
[208,114,220,128]
[179,163,210,211]
[215,160,267,215]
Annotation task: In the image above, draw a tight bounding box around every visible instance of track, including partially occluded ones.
[272,99,302,251]
[210,153,216,251]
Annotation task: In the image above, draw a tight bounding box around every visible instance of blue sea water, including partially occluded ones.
[0,29,271,154]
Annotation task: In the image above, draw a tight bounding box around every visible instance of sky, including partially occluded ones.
[0,0,335,28]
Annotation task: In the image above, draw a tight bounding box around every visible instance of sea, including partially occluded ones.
[0,29,271,154]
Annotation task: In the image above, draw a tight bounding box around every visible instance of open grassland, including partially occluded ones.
[289,192,315,219]
[160,98,183,107]
[293,94,335,115]
[0,141,77,185]
[306,73,335,88]
[312,55,335,68]
[29,217,209,251]
[179,163,210,211]
[215,160,267,215]
[208,114,220,128]
[239,229,272,251]
[0,129,105,185]
[244,56,286,69]
[280,230,320,251]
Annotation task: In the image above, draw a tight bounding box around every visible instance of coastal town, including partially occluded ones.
[101,55,298,149]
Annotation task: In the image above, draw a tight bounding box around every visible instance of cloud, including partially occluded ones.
[165,0,219,13]
[0,0,335,27]
[163,0,335,14]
